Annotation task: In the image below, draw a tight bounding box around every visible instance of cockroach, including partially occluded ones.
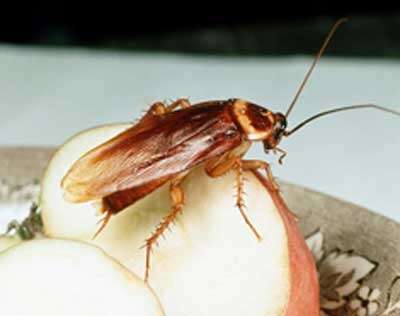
[61,18,400,282]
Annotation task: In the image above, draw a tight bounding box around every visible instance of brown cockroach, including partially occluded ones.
[61,18,400,281]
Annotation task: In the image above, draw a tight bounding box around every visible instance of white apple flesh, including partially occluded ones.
[0,238,165,316]
[40,124,319,316]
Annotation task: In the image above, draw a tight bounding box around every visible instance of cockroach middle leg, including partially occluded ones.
[204,142,251,177]
[204,153,236,177]
[166,98,191,111]
[234,159,262,241]
[143,174,186,282]
[139,98,191,123]
[150,98,191,116]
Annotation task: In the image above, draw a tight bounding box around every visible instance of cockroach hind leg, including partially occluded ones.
[142,204,183,282]
[234,159,262,241]
[92,210,112,240]
[143,241,152,283]
[142,178,186,282]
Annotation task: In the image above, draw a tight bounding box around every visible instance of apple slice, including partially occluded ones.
[40,124,319,316]
[0,238,164,316]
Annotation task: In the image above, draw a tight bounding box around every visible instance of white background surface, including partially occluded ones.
[0,45,398,221]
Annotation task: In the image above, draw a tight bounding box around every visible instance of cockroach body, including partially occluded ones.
[61,18,400,282]
[62,98,286,264]
[63,98,287,210]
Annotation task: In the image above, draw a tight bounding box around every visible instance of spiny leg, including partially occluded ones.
[149,98,191,116]
[165,98,191,112]
[204,152,236,177]
[241,159,280,192]
[143,175,185,282]
[205,155,262,241]
[92,204,113,240]
[206,155,278,191]
[234,159,262,241]
[242,159,299,220]
[204,142,251,177]
[138,98,191,123]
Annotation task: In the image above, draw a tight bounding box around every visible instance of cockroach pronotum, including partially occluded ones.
[61,18,400,281]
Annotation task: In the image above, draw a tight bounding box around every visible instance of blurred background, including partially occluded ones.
[0,8,399,220]
[1,9,400,57]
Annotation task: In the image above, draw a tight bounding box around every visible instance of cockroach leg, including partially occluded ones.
[92,209,113,240]
[234,159,262,241]
[205,156,262,241]
[241,160,280,192]
[205,142,251,177]
[246,162,299,221]
[138,98,191,123]
[273,148,287,165]
[150,98,191,116]
[166,98,191,111]
[148,102,168,116]
[250,168,299,222]
[139,98,191,122]
[205,154,236,177]
[143,175,186,282]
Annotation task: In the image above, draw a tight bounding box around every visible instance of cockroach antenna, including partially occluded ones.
[284,104,400,137]
[285,17,349,118]
[283,17,400,137]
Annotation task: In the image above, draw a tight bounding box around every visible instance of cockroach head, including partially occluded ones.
[231,99,287,149]
[262,112,287,151]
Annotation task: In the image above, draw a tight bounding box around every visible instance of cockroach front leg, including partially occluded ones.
[143,174,186,282]
[273,148,287,165]
[205,156,262,241]
[241,160,280,192]
[243,160,299,220]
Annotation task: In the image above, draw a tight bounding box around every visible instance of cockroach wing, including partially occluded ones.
[62,102,242,203]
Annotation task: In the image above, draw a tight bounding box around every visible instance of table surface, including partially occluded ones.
[0,45,398,221]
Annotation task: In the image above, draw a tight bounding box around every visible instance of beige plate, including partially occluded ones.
[0,147,399,316]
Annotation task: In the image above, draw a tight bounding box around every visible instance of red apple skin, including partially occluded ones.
[253,171,320,316]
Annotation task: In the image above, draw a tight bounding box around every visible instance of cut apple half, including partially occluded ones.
[40,124,319,316]
[0,238,165,316]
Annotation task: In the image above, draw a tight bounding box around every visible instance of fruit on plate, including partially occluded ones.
[0,238,164,316]
[40,124,319,316]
